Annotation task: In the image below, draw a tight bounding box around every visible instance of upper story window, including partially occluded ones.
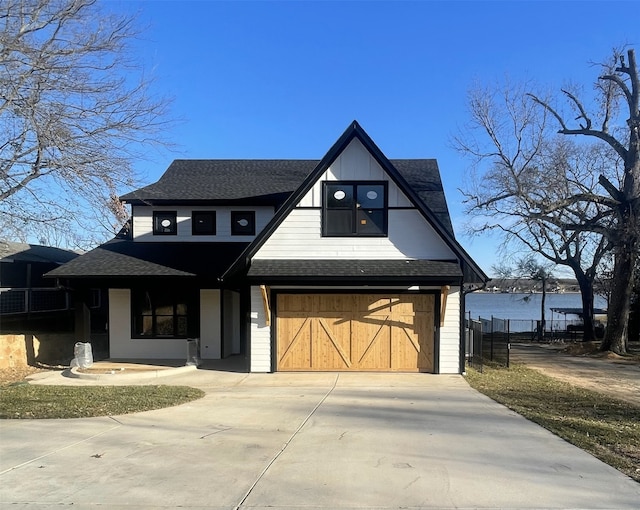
[192,211,216,235]
[153,211,177,235]
[231,211,255,236]
[323,182,387,236]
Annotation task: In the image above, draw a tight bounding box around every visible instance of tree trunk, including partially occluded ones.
[601,101,640,353]
[601,248,634,354]
[539,278,547,342]
[574,271,597,342]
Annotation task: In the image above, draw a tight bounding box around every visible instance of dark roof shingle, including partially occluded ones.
[247,259,463,283]
[0,240,79,264]
[46,240,249,280]
[121,160,317,203]
[121,158,454,235]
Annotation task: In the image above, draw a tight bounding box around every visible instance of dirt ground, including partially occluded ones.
[510,342,640,407]
[0,365,47,385]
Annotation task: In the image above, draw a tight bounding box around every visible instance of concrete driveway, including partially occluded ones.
[1,369,639,509]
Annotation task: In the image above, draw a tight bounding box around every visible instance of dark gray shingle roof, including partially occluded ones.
[46,239,249,279]
[247,259,463,283]
[121,160,317,203]
[0,240,79,264]
[121,158,454,235]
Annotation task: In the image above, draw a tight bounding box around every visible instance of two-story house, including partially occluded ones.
[48,121,487,373]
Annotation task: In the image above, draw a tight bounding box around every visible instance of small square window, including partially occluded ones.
[231,211,255,235]
[192,211,216,235]
[326,184,354,209]
[357,185,385,209]
[357,208,386,235]
[325,209,353,236]
[153,211,177,235]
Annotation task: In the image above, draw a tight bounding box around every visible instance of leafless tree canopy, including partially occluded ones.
[456,47,639,352]
[455,83,617,342]
[0,0,171,248]
[528,48,639,353]
[456,84,615,270]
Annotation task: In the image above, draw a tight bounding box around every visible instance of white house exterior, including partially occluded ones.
[48,122,487,374]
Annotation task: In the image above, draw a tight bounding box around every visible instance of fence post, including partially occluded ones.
[507,319,510,368]
[490,315,494,361]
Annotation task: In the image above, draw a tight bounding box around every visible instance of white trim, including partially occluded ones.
[438,287,461,374]
[199,289,221,359]
[250,286,271,372]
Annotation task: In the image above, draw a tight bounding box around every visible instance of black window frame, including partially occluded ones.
[192,210,217,235]
[231,211,256,236]
[153,211,178,235]
[131,288,194,339]
[322,181,388,237]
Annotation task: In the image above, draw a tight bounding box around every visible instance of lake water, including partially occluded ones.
[465,292,608,322]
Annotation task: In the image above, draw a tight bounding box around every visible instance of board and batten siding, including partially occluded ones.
[254,138,455,260]
[438,287,461,374]
[250,286,271,372]
[132,205,274,242]
[297,138,412,208]
[108,289,188,359]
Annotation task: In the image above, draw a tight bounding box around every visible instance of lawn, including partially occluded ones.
[465,363,640,483]
[0,383,205,419]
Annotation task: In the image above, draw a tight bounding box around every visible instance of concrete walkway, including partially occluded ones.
[1,368,639,509]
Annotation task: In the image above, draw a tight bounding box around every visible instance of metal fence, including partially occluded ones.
[465,314,511,371]
[504,319,601,341]
[466,317,483,372]
[0,288,101,315]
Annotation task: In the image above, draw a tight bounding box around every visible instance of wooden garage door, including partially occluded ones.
[276,294,434,372]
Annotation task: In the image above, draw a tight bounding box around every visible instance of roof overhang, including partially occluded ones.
[45,239,249,282]
[245,259,464,286]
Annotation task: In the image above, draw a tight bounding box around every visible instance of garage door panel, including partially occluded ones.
[316,294,354,314]
[277,294,435,372]
[279,294,315,313]
[416,311,435,371]
[277,315,312,370]
[355,295,392,315]
[353,316,391,369]
[314,317,352,369]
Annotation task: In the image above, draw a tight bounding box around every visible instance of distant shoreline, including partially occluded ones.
[480,278,600,295]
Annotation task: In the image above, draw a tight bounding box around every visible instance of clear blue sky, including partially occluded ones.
[109,0,637,276]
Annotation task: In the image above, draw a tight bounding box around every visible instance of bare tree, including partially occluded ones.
[518,256,555,342]
[0,0,171,248]
[528,48,640,354]
[455,83,614,342]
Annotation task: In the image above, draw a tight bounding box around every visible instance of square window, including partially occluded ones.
[153,211,177,235]
[357,185,385,208]
[357,209,386,235]
[132,289,191,339]
[325,209,353,236]
[192,211,216,235]
[325,184,354,209]
[322,181,387,237]
[231,211,255,235]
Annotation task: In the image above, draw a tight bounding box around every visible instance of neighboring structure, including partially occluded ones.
[48,122,487,373]
[0,241,79,327]
[0,241,88,367]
